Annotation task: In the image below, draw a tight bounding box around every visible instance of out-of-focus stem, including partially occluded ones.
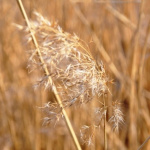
[103,94,107,150]
[129,0,144,149]
[138,22,150,101]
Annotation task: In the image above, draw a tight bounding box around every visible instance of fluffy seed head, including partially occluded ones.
[109,101,124,132]
[21,12,109,106]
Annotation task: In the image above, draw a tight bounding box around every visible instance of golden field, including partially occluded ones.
[0,0,150,150]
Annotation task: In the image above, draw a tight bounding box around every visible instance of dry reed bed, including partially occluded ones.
[0,0,150,150]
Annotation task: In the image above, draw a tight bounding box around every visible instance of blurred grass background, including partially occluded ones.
[0,0,150,150]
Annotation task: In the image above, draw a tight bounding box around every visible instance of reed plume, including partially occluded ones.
[109,101,124,132]
[17,6,123,149]
[25,12,109,107]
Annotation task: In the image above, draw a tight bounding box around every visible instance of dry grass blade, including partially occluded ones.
[138,136,150,150]
[138,22,150,100]
[106,5,136,30]
[129,0,145,149]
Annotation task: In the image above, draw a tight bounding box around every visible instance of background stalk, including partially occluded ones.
[103,94,107,150]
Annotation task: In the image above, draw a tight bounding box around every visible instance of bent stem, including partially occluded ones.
[16,0,82,150]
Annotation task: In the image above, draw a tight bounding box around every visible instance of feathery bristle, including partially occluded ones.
[22,12,109,107]
[109,101,124,132]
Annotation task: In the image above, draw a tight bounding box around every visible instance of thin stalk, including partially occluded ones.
[138,136,150,150]
[129,0,144,149]
[106,5,136,30]
[16,0,82,150]
[138,22,150,101]
[103,94,107,150]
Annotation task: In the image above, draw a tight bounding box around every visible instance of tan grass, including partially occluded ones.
[0,0,150,150]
